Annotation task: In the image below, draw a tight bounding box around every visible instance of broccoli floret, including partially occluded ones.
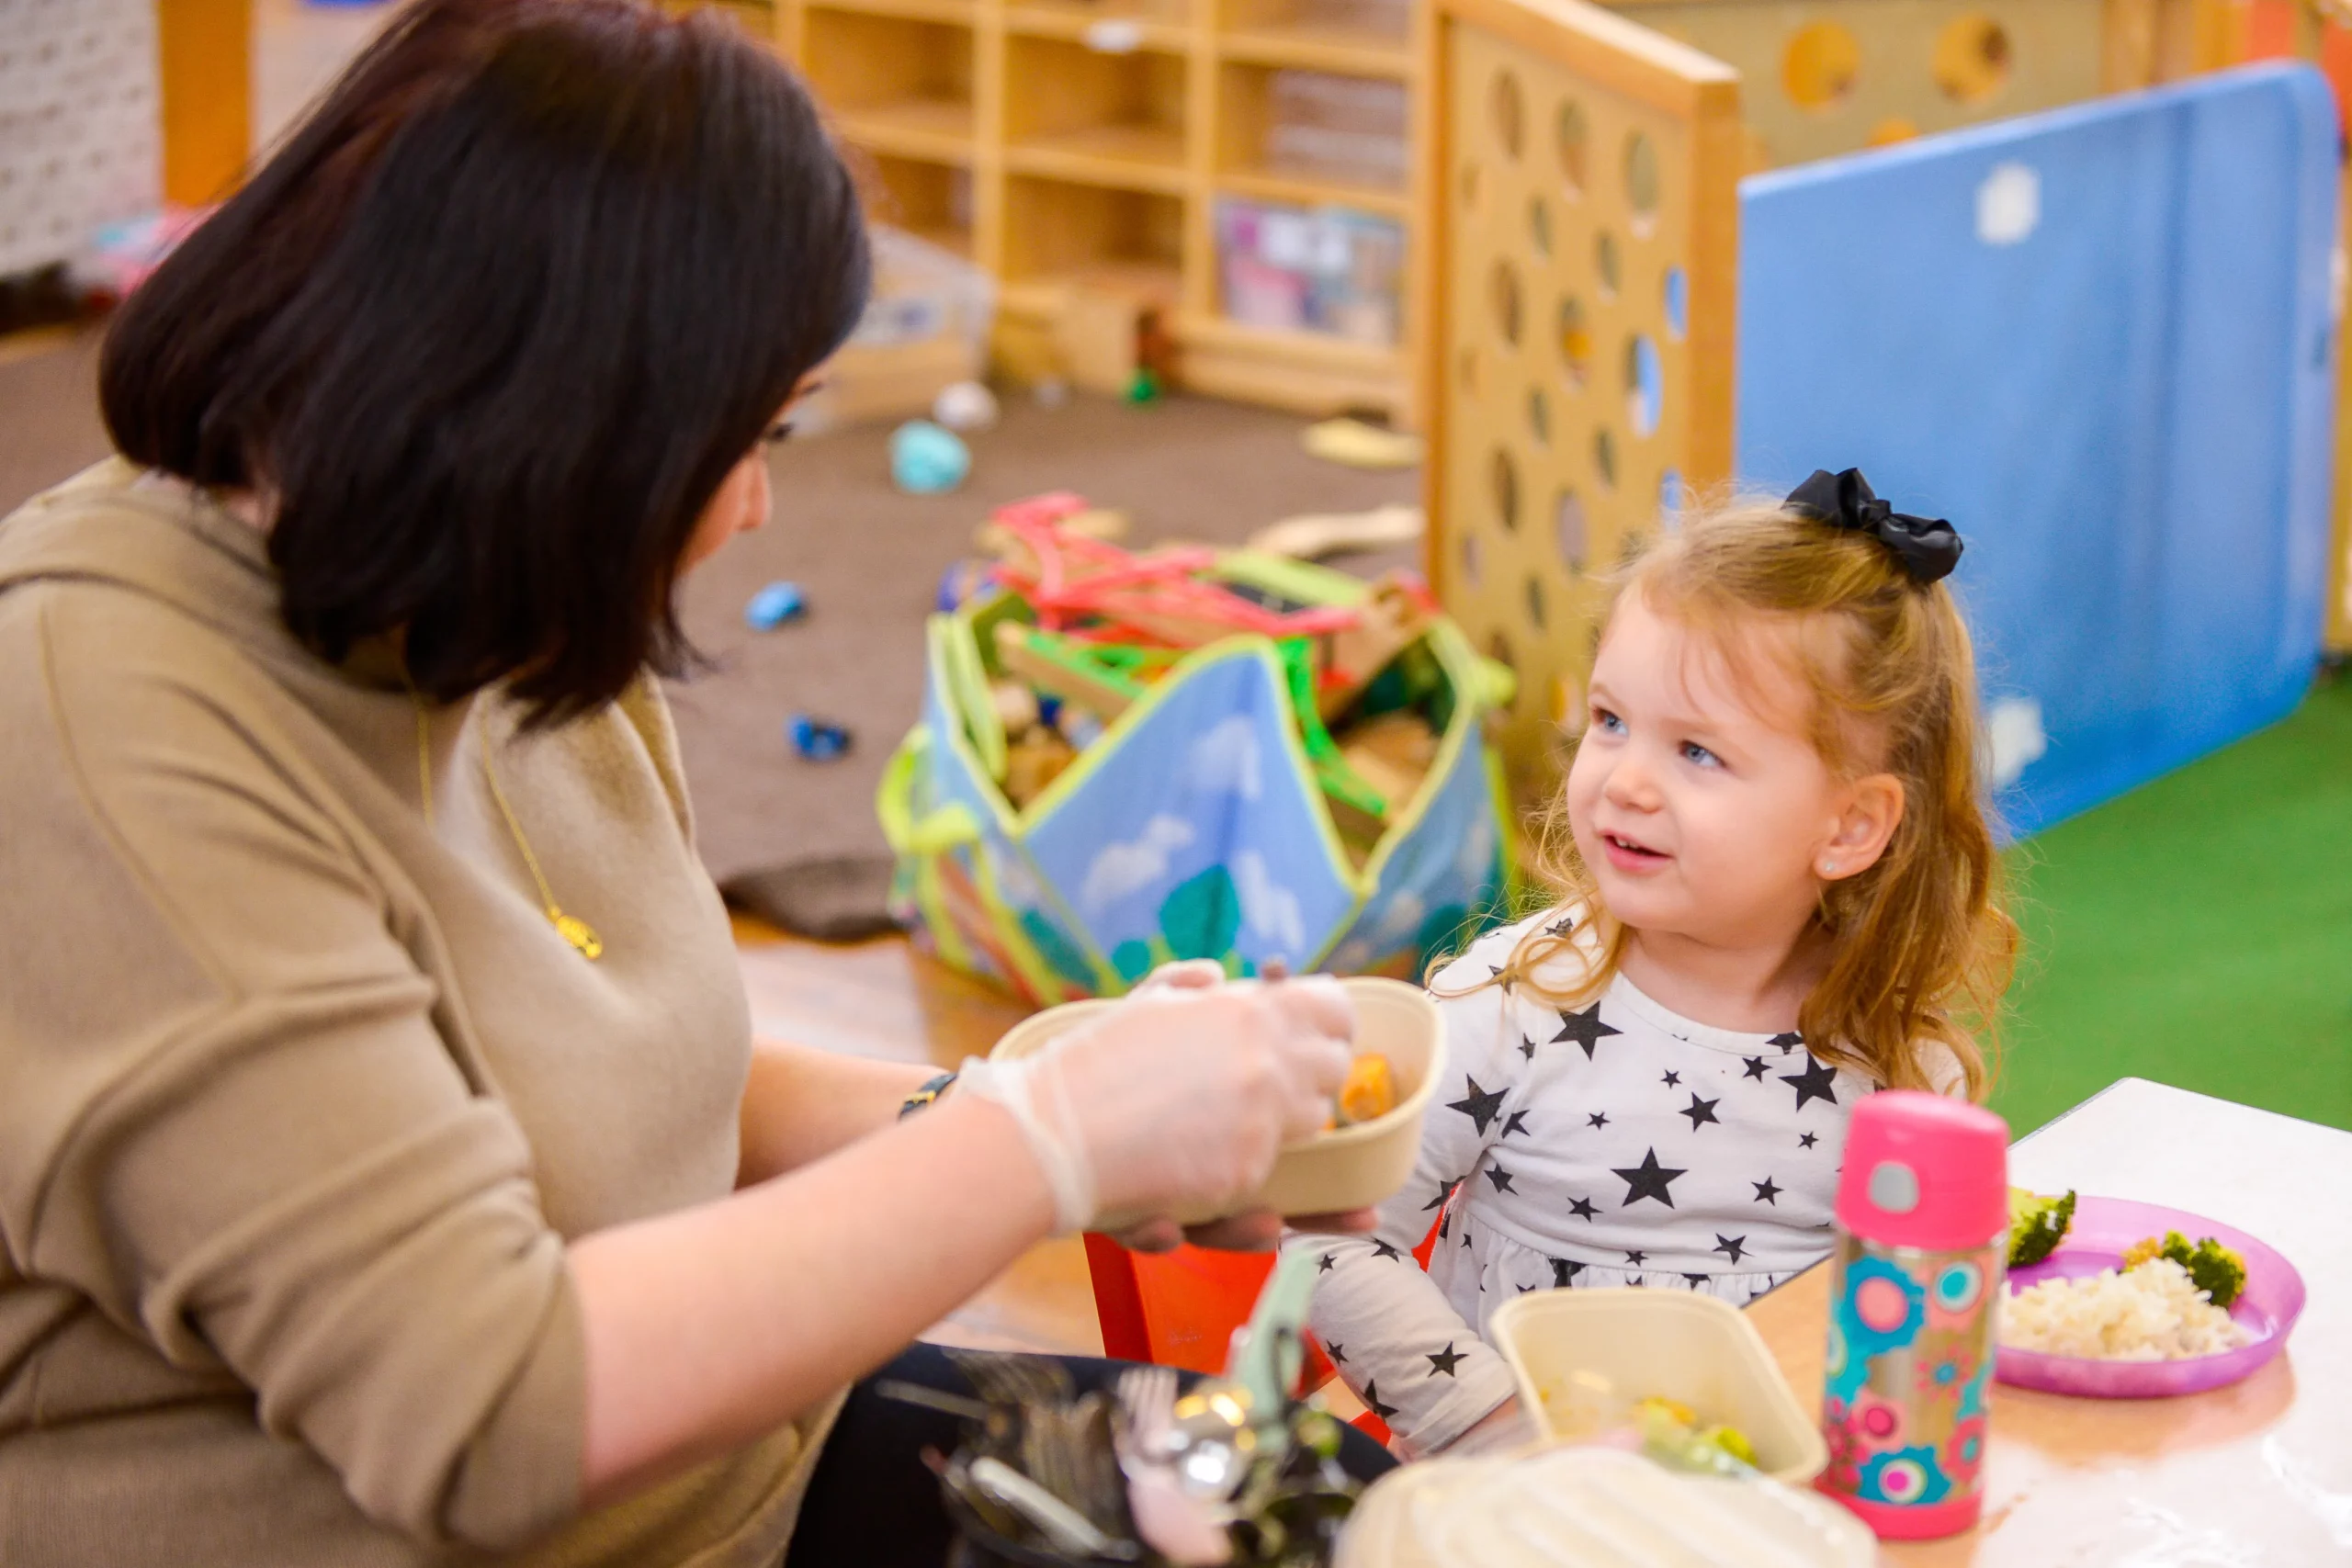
[2124,1230,2247,1309]
[2007,1188,2076,1268]
[2177,1237,2247,1309]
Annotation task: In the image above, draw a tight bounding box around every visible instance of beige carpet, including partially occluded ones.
[0,325,1419,882]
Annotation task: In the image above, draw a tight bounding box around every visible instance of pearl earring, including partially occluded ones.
[1820,859,1838,875]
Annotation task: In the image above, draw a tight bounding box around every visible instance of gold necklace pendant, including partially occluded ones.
[549,908,604,961]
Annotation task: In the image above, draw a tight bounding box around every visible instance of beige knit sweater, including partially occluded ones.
[0,461,836,1565]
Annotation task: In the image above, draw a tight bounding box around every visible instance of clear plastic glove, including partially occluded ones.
[965,977,1355,1235]
[1121,963,1369,1249]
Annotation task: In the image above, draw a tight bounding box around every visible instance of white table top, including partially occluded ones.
[1962,1077,2352,1565]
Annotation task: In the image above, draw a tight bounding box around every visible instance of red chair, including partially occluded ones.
[1081,1218,1444,1445]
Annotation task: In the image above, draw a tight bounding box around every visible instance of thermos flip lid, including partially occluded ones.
[1833,1090,2009,1250]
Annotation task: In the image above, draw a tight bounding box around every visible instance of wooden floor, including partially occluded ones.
[733,917,1103,1359]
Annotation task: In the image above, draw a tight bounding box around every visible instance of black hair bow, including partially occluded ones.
[1783,468,1962,585]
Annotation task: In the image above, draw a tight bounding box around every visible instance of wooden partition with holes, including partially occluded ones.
[1609,0,2109,169]
[1418,0,1743,799]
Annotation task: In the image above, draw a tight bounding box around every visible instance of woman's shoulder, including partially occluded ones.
[518,674,698,846]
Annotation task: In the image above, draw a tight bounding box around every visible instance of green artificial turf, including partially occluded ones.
[1992,672,2352,1136]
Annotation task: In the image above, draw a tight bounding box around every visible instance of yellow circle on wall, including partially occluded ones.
[1783,21,1861,113]
[1934,15,2011,105]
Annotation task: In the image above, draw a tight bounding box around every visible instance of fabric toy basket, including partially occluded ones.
[878,529,1519,1006]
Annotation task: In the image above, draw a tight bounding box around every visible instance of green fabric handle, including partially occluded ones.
[876,726,981,856]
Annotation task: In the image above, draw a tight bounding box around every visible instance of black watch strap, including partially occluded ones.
[899,1071,958,1119]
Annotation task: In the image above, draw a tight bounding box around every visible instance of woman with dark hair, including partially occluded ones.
[0,3,1386,1563]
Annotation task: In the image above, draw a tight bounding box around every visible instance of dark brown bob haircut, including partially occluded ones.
[101,0,870,723]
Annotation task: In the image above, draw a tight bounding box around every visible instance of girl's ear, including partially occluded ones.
[1815,773,1905,882]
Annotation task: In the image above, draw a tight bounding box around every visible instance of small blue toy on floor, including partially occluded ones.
[745,580,807,630]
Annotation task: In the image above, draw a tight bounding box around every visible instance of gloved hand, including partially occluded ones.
[961,977,1355,1235]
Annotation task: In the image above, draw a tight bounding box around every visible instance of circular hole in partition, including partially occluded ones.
[1556,98,1589,194]
[1593,426,1618,491]
[1528,386,1551,446]
[1491,446,1521,531]
[1662,266,1688,341]
[1488,627,1518,674]
[1659,468,1686,529]
[1595,231,1621,300]
[1783,20,1861,112]
[1624,334,1663,438]
[1557,296,1592,388]
[1490,259,1523,346]
[1529,195,1553,256]
[1525,572,1548,629]
[1555,488,1588,570]
[1869,116,1920,148]
[1461,531,1483,588]
[1551,671,1582,728]
[1934,14,2011,105]
[1492,70,1525,159]
[1623,131,1660,230]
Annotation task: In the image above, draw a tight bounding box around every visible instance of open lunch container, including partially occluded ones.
[1489,1289,1829,1487]
[989,975,1443,1229]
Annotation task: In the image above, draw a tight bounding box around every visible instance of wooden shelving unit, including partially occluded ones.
[752,0,1426,422]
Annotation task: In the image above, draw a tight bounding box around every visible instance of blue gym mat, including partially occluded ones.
[1736,63,2339,835]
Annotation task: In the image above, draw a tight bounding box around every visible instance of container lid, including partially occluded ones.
[1334,1448,1876,1568]
[1834,1090,2008,1250]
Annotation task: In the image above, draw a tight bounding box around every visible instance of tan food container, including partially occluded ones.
[1489,1288,1829,1487]
[988,976,1444,1229]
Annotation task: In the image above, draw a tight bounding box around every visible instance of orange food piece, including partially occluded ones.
[1335,1054,1398,1127]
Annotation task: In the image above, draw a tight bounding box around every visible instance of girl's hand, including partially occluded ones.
[1047,977,1355,1227]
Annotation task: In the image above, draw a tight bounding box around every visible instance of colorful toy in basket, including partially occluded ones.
[879,493,1517,1003]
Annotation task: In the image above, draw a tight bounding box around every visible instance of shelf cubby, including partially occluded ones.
[1003,38,1192,192]
[801,0,973,22]
[1001,176,1186,297]
[1216,0,1410,76]
[1004,0,1193,48]
[803,9,977,163]
[853,152,978,257]
[1216,60,1408,201]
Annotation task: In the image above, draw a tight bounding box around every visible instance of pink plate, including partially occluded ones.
[1996,1196,2305,1398]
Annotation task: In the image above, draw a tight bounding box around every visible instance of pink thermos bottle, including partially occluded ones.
[1818,1090,2009,1540]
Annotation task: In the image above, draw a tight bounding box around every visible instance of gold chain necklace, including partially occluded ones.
[414,698,604,961]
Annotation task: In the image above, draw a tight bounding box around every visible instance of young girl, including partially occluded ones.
[1302,469,2017,1456]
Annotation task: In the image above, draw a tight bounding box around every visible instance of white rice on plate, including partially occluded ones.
[1998,1258,2249,1360]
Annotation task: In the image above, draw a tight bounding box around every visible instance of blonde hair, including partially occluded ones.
[1492,497,2018,1100]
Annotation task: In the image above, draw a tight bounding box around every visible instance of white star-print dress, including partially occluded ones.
[1297,910,1943,1453]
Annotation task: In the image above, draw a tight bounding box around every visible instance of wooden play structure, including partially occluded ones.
[1413,0,2352,795]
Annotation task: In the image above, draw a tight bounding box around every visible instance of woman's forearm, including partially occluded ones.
[736,1040,944,1186]
[573,1092,1054,1505]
